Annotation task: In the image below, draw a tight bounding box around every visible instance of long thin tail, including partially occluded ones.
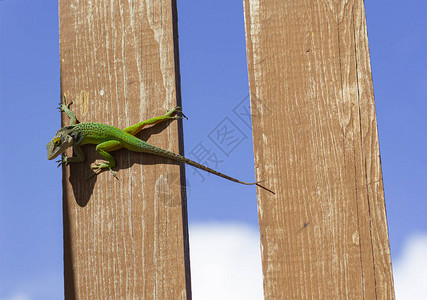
[142,143,263,185]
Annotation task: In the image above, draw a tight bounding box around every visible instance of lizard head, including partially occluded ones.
[47,127,74,160]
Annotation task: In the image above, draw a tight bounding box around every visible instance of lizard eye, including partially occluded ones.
[53,138,61,146]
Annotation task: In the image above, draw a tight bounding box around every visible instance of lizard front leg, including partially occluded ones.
[123,106,187,136]
[59,95,79,126]
[57,146,85,167]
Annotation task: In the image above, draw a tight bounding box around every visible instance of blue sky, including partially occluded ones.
[1,1,426,299]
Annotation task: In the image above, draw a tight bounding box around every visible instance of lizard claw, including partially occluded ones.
[87,168,118,180]
[89,163,119,179]
[56,154,69,167]
[166,106,188,120]
[90,162,118,179]
[90,161,104,170]
[56,159,62,167]
[88,170,99,179]
[58,94,73,112]
[177,112,188,120]
[56,159,65,167]
[110,169,118,180]
[58,101,73,112]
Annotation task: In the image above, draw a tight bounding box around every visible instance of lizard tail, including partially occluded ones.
[141,143,263,186]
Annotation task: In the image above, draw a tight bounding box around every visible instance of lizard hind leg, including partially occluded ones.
[91,140,122,178]
[123,106,187,136]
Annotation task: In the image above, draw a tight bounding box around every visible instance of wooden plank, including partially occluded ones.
[59,1,190,298]
[243,0,394,298]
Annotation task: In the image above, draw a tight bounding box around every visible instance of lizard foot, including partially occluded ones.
[166,106,188,120]
[58,95,73,112]
[91,162,118,179]
[56,154,69,167]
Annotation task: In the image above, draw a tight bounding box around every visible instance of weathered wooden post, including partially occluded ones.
[59,1,190,298]
[244,0,395,298]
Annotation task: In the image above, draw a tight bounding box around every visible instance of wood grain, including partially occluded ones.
[59,1,190,298]
[243,0,394,298]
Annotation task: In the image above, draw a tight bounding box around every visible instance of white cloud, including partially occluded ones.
[190,224,427,300]
[189,222,264,300]
[0,270,62,300]
[393,233,427,300]
[6,223,424,300]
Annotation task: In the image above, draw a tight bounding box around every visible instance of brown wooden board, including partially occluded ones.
[243,0,394,298]
[59,1,190,298]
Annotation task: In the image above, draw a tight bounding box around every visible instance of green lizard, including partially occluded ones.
[47,96,262,185]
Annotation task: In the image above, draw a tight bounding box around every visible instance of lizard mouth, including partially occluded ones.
[47,145,61,160]
[47,135,73,160]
